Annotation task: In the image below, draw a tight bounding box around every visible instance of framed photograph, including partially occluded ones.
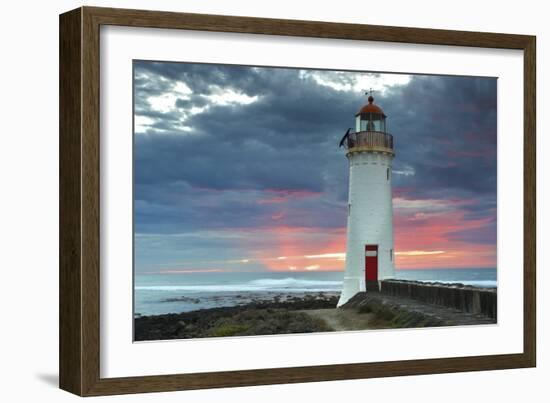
[59,6,536,396]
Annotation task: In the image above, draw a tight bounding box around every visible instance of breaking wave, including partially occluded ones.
[135,277,342,293]
[399,279,497,288]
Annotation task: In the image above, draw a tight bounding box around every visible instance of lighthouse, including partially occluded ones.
[337,92,395,307]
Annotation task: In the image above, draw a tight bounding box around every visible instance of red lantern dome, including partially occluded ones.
[357,95,386,117]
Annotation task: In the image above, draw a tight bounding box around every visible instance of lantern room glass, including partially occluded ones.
[356,113,386,133]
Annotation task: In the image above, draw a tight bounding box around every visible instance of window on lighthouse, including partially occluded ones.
[356,113,386,132]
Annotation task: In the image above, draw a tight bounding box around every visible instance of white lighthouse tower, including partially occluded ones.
[337,92,395,307]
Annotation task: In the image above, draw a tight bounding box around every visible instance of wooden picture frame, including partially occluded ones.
[59,6,536,396]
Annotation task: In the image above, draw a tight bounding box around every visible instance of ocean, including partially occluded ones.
[134,268,496,316]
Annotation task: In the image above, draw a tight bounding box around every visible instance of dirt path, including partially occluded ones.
[302,291,497,332]
[301,309,378,331]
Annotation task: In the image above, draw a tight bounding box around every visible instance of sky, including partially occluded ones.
[133,61,497,274]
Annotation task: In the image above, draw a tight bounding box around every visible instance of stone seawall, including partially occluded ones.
[380,280,497,320]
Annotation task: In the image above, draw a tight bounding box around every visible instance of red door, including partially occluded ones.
[365,245,378,283]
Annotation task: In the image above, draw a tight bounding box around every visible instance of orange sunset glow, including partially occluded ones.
[133,62,497,276]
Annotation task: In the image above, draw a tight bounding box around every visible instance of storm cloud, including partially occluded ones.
[133,61,497,272]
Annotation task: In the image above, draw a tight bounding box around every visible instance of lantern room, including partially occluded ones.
[355,95,387,133]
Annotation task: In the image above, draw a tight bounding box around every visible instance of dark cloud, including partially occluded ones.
[132,61,497,270]
[445,223,497,245]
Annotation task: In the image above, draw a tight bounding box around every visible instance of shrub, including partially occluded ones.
[209,323,250,337]
[358,304,373,314]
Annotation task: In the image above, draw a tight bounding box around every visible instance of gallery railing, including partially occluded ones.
[345,131,394,154]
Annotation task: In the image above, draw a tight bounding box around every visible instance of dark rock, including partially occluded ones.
[134,293,338,341]
[342,292,496,328]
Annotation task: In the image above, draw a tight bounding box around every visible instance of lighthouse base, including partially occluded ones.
[337,278,385,307]
[366,281,381,292]
[337,276,364,307]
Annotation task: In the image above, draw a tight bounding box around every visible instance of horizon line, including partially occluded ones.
[138,266,497,275]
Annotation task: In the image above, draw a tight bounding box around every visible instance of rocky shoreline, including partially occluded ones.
[134,289,496,341]
[134,293,338,341]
